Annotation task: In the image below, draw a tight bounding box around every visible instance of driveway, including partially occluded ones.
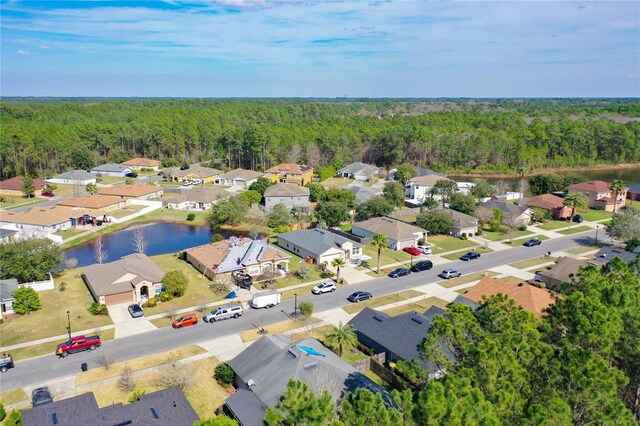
[108,303,157,339]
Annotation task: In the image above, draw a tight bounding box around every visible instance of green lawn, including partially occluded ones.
[361,245,413,268]
[108,204,147,219]
[442,246,494,261]
[54,228,87,239]
[506,234,550,246]
[538,220,574,231]
[0,388,29,406]
[565,245,599,255]
[259,251,325,289]
[481,227,534,242]
[342,290,424,314]
[10,328,115,361]
[320,177,353,189]
[382,296,449,316]
[0,194,46,209]
[579,209,612,222]
[437,270,500,288]
[393,213,418,224]
[427,235,477,254]
[280,284,323,300]
[0,268,113,347]
[340,223,353,232]
[96,176,127,185]
[509,256,557,270]
[558,225,592,235]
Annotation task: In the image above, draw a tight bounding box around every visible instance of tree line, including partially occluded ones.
[1,99,639,181]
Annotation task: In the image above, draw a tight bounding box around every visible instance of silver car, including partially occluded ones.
[312,281,336,294]
[438,269,462,279]
[203,304,243,322]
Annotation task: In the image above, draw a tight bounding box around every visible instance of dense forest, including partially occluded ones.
[1,98,639,181]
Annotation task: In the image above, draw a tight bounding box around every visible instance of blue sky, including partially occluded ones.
[1,0,638,97]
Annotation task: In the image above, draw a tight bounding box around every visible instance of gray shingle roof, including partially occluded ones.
[50,170,95,180]
[442,208,479,229]
[278,228,362,257]
[91,163,131,173]
[352,217,424,242]
[165,187,230,204]
[417,167,447,178]
[349,186,382,204]
[82,253,164,297]
[264,183,310,197]
[338,162,379,177]
[481,199,528,216]
[224,388,269,426]
[590,247,639,265]
[0,278,19,301]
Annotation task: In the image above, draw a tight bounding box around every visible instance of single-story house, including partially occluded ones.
[215,168,265,187]
[264,163,314,186]
[97,184,163,200]
[523,194,574,220]
[0,205,85,235]
[590,246,639,266]
[22,387,198,426]
[46,170,96,186]
[0,176,49,197]
[0,228,19,243]
[82,253,164,305]
[0,278,19,315]
[264,183,310,211]
[568,180,627,212]
[59,195,127,216]
[121,157,162,171]
[404,175,453,205]
[337,162,382,181]
[223,334,389,426]
[352,216,426,250]
[349,185,382,204]
[186,236,290,280]
[457,276,555,318]
[626,183,640,201]
[165,166,223,183]
[164,187,230,211]
[278,228,362,264]
[535,256,590,290]
[442,208,479,237]
[90,163,132,177]
[481,199,533,227]
[348,306,448,376]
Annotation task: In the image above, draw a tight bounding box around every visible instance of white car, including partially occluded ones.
[312,281,336,295]
[193,179,203,185]
[417,245,432,255]
[182,180,192,186]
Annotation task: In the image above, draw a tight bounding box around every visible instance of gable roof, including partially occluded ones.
[1,206,85,226]
[0,176,48,191]
[168,166,223,179]
[91,163,131,173]
[59,195,122,209]
[0,279,19,301]
[353,216,424,242]
[49,170,95,181]
[265,163,313,174]
[278,228,362,257]
[97,184,162,198]
[338,162,379,176]
[121,157,162,167]
[416,167,447,178]
[408,175,450,185]
[481,199,529,217]
[228,335,389,408]
[82,253,164,297]
[264,183,310,197]
[224,388,269,426]
[569,180,615,193]
[349,186,382,204]
[348,306,446,372]
[461,276,555,318]
[523,194,567,210]
[536,256,590,284]
[165,187,230,205]
[442,208,478,229]
[591,247,639,265]
[219,168,265,181]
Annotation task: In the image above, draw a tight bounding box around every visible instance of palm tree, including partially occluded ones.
[563,191,588,222]
[371,233,389,274]
[331,257,346,283]
[610,179,626,213]
[325,322,357,356]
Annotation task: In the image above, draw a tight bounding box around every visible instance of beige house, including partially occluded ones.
[164,187,230,211]
[264,163,314,186]
[264,183,310,211]
[352,217,426,250]
[121,157,162,171]
[0,176,49,197]
[568,180,627,212]
[215,168,265,187]
[82,253,164,305]
[165,166,223,183]
[278,229,363,264]
[442,209,479,237]
[59,195,127,216]
[98,184,163,200]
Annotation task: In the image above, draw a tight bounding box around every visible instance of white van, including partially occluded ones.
[250,290,281,309]
[203,304,243,322]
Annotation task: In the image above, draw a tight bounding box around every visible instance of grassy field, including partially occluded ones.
[393,213,418,224]
[579,209,612,222]
[342,290,424,314]
[442,246,494,261]
[566,245,599,255]
[361,245,413,268]
[427,235,477,254]
[538,220,575,231]
[505,234,550,246]
[0,388,29,406]
[109,204,147,219]
[0,268,113,347]
[558,225,592,235]
[320,177,352,188]
[481,227,534,242]
[10,328,115,361]
[437,270,500,288]
[0,194,46,209]
[239,317,320,342]
[382,296,450,316]
[509,256,557,270]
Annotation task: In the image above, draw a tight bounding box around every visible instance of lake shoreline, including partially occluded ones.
[448,163,640,179]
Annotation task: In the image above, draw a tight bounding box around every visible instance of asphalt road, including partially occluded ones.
[1,229,602,391]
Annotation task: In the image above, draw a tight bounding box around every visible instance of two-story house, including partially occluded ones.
[568,180,627,212]
[263,183,310,211]
[404,175,452,205]
[264,163,314,186]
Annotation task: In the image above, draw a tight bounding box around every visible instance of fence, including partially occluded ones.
[350,352,406,390]
[21,273,55,291]
[388,208,421,218]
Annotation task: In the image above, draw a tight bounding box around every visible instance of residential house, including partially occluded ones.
[82,253,164,305]
[442,208,479,237]
[535,257,590,290]
[404,175,452,205]
[90,163,132,177]
[22,387,198,426]
[121,157,162,171]
[164,187,230,211]
[352,216,426,250]
[0,176,49,197]
[97,184,163,200]
[0,279,19,315]
[165,166,223,183]
[349,185,382,204]
[568,180,627,212]
[523,194,574,220]
[46,170,96,186]
[59,195,127,216]
[481,199,533,227]
[186,236,290,279]
[215,168,265,187]
[590,246,639,266]
[348,306,448,376]
[0,206,87,236]
[416,167,447,178]
[457,276,555,318]
[223,334,389,426]
[278,228,362,264]
[264,183,310,211]
[626,182,640,202]
[337,162,382,181]
[264,163,314,186]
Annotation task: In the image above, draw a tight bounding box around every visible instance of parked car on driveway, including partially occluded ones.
[31,387,54,407]
[388,267,411,278]
[572,215,584,223]
[416,245,432,255]
[410,260,433,272]
[460,251,481,261]
[125,172,138,178]
[0,354,14,373]
[523,238,542,247]
[348,291,372,303]
[127,304,144,318]
[439,269,462,279]
[180,164,190,170]
[41,190,55,197]
[312,281,336,294]
[172,314,198,328]
[403,246,422,256]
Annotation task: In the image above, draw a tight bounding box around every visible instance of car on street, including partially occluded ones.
[312,281,336,294]
[388,267,411,278]
[125,172,138,178]
[204,304,243,322]
[572,215,584,223]
[348,291,372,303]
[0,353,14,373]
[402,246,422,256]
[127,304,144,318]
[31,387,54,407]
[438,269,462,279]
[523,238,542,247]
[460,251,481,261]
[180,164,190,170]
[410,260,434,272]
[172,314,198,328]
[416,245,432,255]
[56,335,101,357]
[41,190,55,197]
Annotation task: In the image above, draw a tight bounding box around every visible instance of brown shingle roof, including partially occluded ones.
[83,253,164,297]
[523,194,566,210]
[98,184,162,198]
[60,195,123,209]
[0,206,85,226]
[569,180,614,193]
[121,157,162,167]
[0,176,48,191]
[265,163,313,174]
[462,276,555,318]
[264,183,310,197]
[168,166,223,179]
[536,257,590,283]
[408,175,450,185]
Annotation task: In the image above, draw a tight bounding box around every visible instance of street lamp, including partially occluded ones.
[66,310,71,339]
[294,293,298,317]
[595,225,600,246]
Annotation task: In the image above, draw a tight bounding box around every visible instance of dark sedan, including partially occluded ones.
[460,251,481,261]
[127,304,144,318]
[523,238,542,247]
[348,291,373,303]
[388,268,411,278]
[572,215,584,223]
[410,260,433,272]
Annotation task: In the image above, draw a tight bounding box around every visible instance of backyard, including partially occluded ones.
[320,177,352,189]
[108,204,147,219]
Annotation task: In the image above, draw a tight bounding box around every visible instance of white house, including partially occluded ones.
[164,187,230,211]
[47,170,96,186]
[352,217,426,250]
[91,163,132,177]
[215,168,265,187]
[278,229,363,264]
[404,175,452,205]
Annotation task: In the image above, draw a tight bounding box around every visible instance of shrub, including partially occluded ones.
[461,232,467,238]
[159,291,174,302]
[475,230,483,236]
[58,281,67,292]
[143,297,158,308]
[417,238,426,246]
[88,302,108,316]
[178,251,187,260]
[274,225,291,234]
[12,286,41,315]
[297,262,311,280]
[211,233,224,243]
[0,403,5,422]
[214,362,235,387]
[186,213,196,221]
[298,301,314,317]
[517,225,528,231]
[163,270,188,297]
[4,410,22,426]
[128,390,146,403]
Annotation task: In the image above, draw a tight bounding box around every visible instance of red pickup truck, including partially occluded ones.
[56,335,101,358]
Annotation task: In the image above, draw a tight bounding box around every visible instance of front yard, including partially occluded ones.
[558,225,592,235]
[537,220,575,231]
[509,256,557,270]
[320,177,353,189]
[0,194,46,209]
[481,227,534,242]
[427,235,478,254]
[437,270,500,288]
[257,251,326,290]
[579,209,612,222]
[361,245,413,269]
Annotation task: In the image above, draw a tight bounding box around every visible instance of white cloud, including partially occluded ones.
[15,49,29,56]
